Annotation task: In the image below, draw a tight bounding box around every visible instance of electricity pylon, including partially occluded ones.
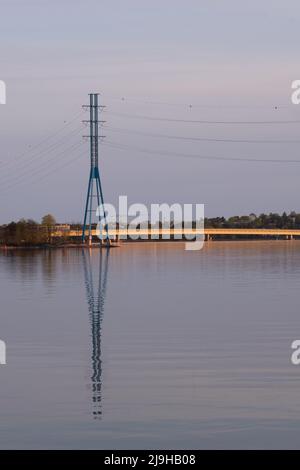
[82,93,109,246]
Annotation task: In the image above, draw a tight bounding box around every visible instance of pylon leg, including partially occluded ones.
[82,171,93,243]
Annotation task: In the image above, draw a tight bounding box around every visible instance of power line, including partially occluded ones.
[104,94,291,109]
[103,140,300,164]
[25,149,84,188]
[0,131,83,186]
[107,111,300,125]
[104,125,300,144]
[0,141,84,191]
[0,107,86,195]
[0,124,84,174]
[0,149,84,195]
[0,109,85,169]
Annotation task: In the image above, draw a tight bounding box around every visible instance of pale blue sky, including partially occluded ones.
[1,0,300,223]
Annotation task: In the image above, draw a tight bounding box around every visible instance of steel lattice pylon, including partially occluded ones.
[82,93,109,246]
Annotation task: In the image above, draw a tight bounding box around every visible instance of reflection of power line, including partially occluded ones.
[82,248,110,420]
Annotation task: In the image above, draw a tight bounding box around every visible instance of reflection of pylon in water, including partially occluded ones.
[82,247,110,419]
[82,93,110,246]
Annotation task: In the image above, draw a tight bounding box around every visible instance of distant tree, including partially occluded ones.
[0,219,47,246]
[41,214,56,226]
[227,216,240,227]
[295,214,300,228]
[41,214,56,244]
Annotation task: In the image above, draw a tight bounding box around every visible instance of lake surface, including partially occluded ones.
[0,241,300,449]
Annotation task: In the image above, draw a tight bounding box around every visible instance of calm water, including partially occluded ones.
[1,241,300,449]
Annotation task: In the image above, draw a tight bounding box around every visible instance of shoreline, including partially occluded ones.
[1,238,300,250]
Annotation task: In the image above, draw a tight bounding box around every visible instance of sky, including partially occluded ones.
[1,0,300,223]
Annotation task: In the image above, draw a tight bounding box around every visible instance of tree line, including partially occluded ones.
[0,214,58,246]
[1,212,300,246]
[205,212,300,229]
